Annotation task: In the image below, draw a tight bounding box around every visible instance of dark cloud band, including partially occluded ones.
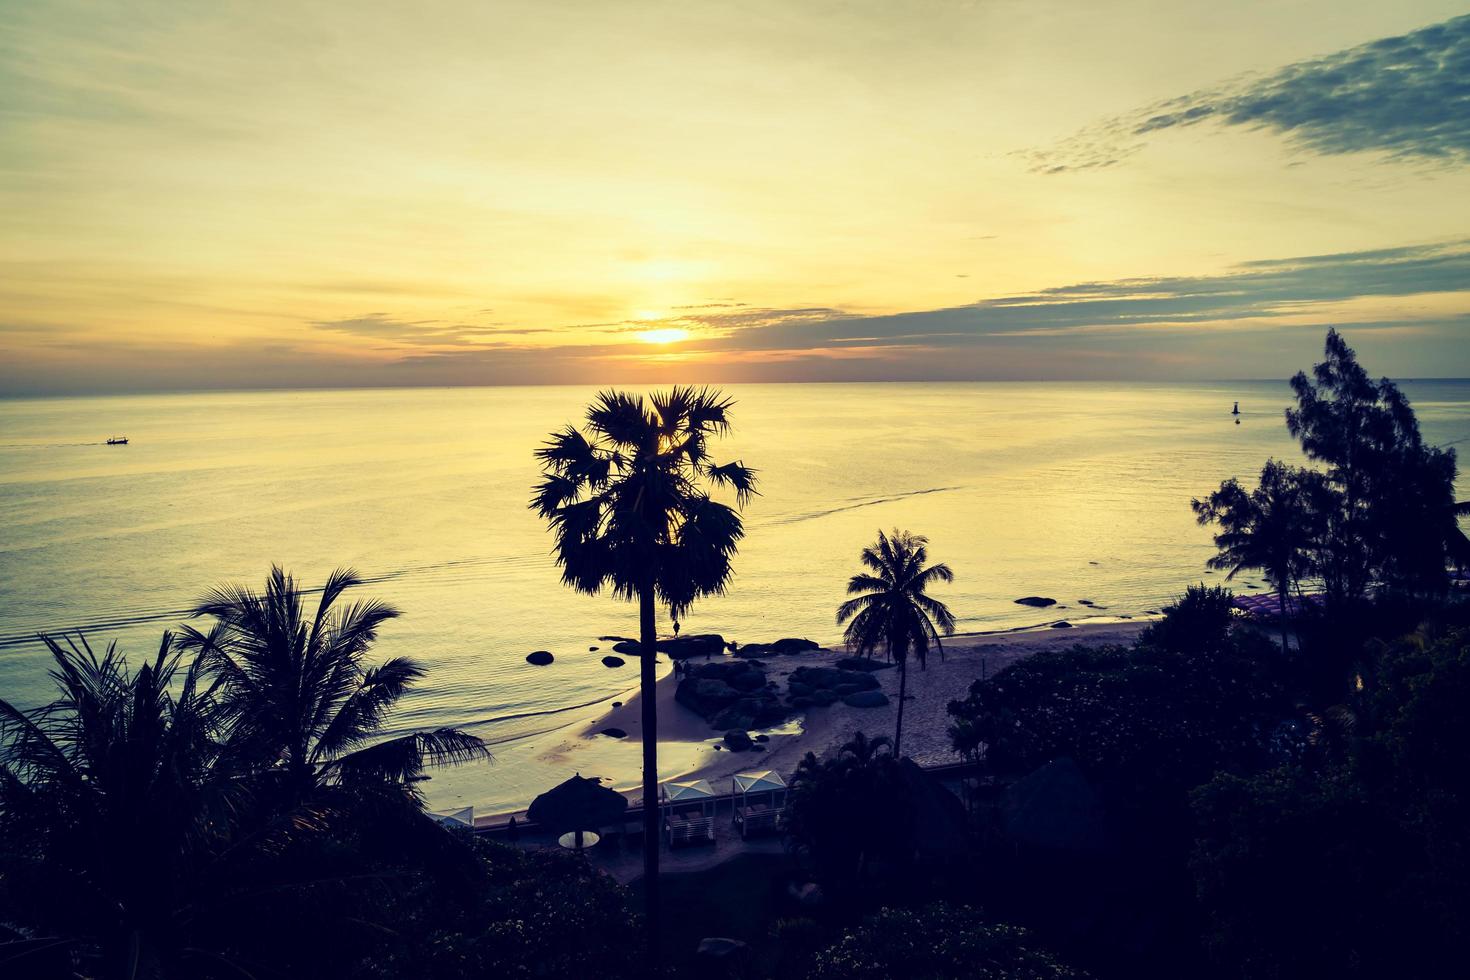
[1031,14,1470,173]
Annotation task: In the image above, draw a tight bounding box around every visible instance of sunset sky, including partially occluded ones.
[2,1,1469,394]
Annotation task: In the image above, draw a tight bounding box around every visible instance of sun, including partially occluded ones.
[636,327,690,344]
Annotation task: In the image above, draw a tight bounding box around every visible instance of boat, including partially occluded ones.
[106,436,129,445]
[1231,401,1240,415]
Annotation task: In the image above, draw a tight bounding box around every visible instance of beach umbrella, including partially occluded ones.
[527,773,628,836]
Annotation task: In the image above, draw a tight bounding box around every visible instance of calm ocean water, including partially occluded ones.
[3,380,1468,811]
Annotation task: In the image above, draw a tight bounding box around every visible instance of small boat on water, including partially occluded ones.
[1232,401,1240,415]
[106,436,129,445]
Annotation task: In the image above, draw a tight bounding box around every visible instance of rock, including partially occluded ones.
[712,702,758,731]
[789,695,814,708]
[835,656,892,672]
[713,744,722,751]
[525,651,554,665]
[1014,596,1057,607]
[811,689,838,706]
[834,683,861,697]
[755,733,769,742]
[697,937,749,961]
[791,881,824,907]
[589,645,599,651]
[843,690,890,708]
[723,729,753,752]
[677,678,742,714]
[612,701,622,708]
[601,656,625,668]
[729,670,766,692]
[657,634,726,659]
[599,727,627,739]
[788,681,814,698]
[598,635,635,642]
[1077,599,1094,605]
[1051,621,1073,629]
[752,743,766,751]
[612,640,644,655]
[738,637,821,657]
[790,666,881,693]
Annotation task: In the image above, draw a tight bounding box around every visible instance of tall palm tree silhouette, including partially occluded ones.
[837,529,955,755]
[179,566,488,806]
[1193,460,1320,654]
[531,387,756,953]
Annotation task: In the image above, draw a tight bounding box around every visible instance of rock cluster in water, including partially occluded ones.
[611,633,726,658]
[1014,596,1057,607]
[733,637,821,658]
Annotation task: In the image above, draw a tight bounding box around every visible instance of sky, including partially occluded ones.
[2,0,1469,394]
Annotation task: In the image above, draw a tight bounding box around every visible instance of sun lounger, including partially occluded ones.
[666,813,715,847]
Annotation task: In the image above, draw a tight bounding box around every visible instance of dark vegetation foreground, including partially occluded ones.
[3,331,1469,979]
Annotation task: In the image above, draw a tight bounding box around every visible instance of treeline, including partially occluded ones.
[0,569,642,980]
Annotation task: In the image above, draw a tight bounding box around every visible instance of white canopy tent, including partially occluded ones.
[731,770,788,838]
[660,778,716,846]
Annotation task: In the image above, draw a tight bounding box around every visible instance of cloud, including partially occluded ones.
[675,240,1470,354]
[1030,14,1470,173]
[308,313,555,346]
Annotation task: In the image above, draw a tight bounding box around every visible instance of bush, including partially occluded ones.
[806,903,1086,980]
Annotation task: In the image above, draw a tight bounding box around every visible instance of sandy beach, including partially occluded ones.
[462,619,1145,826]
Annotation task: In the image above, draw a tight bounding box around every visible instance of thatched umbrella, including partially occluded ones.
[527,773,628,849]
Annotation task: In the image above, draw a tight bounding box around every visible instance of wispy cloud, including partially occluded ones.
[1029,14,1470,173]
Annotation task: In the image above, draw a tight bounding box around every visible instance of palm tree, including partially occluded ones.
[177,566,488,807]
[837,529,956,756]
[531,387,756,949]
[0,632,241,976]
[1192,459,1320,654]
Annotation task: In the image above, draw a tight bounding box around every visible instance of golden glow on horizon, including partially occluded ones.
[636,327,691,345]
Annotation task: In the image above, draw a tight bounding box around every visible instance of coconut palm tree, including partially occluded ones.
[0,632,242,976]
[1192,459,1320,654]
[531,386,757,950]
[837,529,956,756]
[176,566,488,808]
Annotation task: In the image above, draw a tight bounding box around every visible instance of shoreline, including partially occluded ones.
[457,618,1147,828]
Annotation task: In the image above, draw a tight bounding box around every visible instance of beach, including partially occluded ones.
[460,620,1145,825]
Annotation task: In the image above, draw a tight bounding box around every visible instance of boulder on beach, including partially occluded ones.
[789,665,880,694]
[611,701,622,708]
[1014,596,1057,607]
[599,635,635,643]
[843,690,890,708]
[525,651,554,666]
[755,733,769,742]
[589,645,599,651]
[835,656,892,672]
[811,689,838,706]
[677,660,788,729]
[1077,599,1095,606]
[1051,621,1073,629]
[601,656,625,668]
[612,640,644,655]
[723,729,753,752]
[599,727,627,739]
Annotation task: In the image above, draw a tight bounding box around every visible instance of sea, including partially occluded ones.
[3,380,1468,814]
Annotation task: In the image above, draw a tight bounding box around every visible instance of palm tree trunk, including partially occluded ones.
[638,587,660,964]
[894,657,908,757]
[1278,585,1290,656]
